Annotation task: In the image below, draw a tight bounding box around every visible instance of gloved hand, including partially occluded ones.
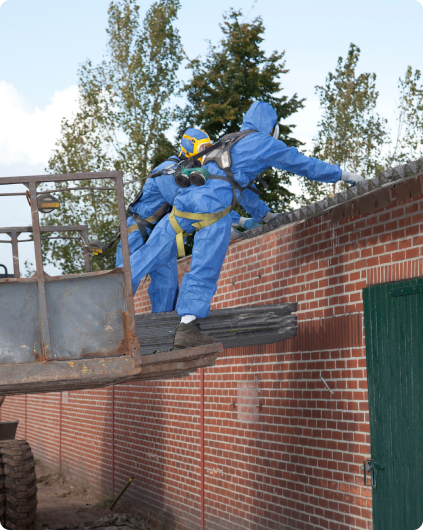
[262,211,284,223]
[341,170,365,186]
[230,228,244,241]
[238,217,261,230]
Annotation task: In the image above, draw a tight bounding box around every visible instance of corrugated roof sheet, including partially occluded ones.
[242,158,423,239]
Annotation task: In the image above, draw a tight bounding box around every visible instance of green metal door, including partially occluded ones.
[363,278,423,530]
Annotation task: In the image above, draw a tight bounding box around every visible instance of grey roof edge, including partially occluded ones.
[242,158,423,240]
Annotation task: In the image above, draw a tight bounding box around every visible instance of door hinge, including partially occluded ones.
[363,459,385,489]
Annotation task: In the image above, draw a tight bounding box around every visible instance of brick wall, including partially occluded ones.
[3,186,423,530]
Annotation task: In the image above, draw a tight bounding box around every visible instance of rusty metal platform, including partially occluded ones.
[0,170,145,396]
[0,343,222,396]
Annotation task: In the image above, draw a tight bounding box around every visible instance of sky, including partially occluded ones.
[0,0,423,273]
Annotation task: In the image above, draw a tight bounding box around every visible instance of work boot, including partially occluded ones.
[174,320,216,349]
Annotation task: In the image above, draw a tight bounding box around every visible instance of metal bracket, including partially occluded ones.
[363,459,385,489]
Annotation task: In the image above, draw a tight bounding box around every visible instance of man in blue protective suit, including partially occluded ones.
[129,101,365,347]
[116,127,265,312]
[115,128,212,313]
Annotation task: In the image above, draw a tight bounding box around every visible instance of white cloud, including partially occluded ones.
[0,0,8,9]
[0,81,79,168]
[0,82,79,276]
[416,0,423,7]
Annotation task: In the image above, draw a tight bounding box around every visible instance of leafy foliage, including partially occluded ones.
[179,8,304,214]
[43,0,183,273]
[302,43,388,202]
[42,5,423,275]
[388,66,423,166]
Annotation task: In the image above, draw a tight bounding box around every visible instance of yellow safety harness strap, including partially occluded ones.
[172,205,232,229]
[169,209,189,257]
[143,214,158,224]
[169,205,232,257]
[127,224,138,235]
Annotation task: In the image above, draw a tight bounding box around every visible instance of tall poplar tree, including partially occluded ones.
[389,66,423,165]
[43,0,183,273]
[304,43,388,202]
[179,9,305,213]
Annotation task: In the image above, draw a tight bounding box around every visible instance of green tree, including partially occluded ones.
[179,8,305,214]
[303,43,388,203]
[389,66,423,166]
[43,0,183,273]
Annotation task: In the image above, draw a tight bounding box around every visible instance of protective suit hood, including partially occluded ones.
[240,101,277,135]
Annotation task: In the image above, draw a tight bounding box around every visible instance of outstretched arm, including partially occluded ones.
[259,136,342,184]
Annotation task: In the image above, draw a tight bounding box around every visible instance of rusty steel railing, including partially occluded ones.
[0,225,92,275]
[0,171,141,366]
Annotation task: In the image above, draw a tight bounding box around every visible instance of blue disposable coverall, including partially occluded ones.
[115,157,182,313]
[116,156,268,312]
[128,102,342,319]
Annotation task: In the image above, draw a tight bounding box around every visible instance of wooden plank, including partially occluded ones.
[142,343,223,365]
[136,303,298,355]
[0,356,140,388]
[0,361,214,395]
[0,343,222,395]
[129,354,218,380]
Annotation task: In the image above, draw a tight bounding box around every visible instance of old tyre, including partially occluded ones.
[0,440,37,530]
